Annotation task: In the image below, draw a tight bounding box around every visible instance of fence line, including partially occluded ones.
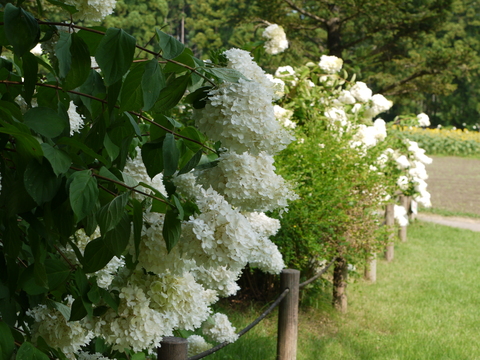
[160,258,337,360]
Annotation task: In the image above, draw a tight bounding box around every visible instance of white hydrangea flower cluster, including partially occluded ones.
[351,119,387,149]
[76,352,111,360]
[394,204,409,226]
[202,313,238,344]
[65,0,117,22]
[417,113,430,127]
[26,297,93,359]
[122,147,167,200]
[187,335,212,357]
[274,105,296,129]
[196,78,293,154]
[67,101,84,136]
[94,283,173,353]
[196,151,298,212]
[262,24,289,55]
[391,139,432,207]
[319,55,343,74]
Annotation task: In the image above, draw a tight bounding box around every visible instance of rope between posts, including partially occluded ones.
[299,257,337,288]
[187,258,337,359]
[188,288,290,360]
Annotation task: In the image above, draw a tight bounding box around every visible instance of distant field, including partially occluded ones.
[425,156,480,216]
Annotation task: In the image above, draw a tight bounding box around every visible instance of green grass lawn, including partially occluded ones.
[206,221,480,359]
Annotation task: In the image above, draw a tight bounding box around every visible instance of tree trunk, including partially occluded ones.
[332,257,348,313]
[364,253,376,282]
[398,195,409,242]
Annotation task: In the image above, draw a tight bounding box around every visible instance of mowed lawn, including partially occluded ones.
[208,221,480,360]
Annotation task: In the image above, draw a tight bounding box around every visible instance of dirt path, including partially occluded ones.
[426,156,480,216]
[416,213,480,232]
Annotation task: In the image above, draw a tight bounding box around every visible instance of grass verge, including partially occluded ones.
[206,221,480,359]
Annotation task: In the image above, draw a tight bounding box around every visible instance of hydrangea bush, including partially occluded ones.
[269,55,432,286]
[0,2,296,359]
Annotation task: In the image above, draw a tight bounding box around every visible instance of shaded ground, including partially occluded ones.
[426,156,480,215]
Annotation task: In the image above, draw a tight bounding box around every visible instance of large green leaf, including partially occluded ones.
[16,341,49,360]
[65,33,91,90]
[21,52,38,104]
[57,136,111,167]
[4,4,39,57]
[0,121,43,159]
[163,132,179,177]
[82,237,114,273]
[95,28,136,86]
[69,170,99,221]
[40,143,72,176]
[152,74,190,113]
[0,321,15,360]
[45,259,71,291]
[120,63,144,112]
[56,31,72,79]
[24,107,66,139]
[201,67,247,83]
[141,140,164,179]
[156,29,185,60]
[103,212,131,257]
[163,207,181,253]
[142,59,166,111]
[97,192,129,234]
[179,126,206,153]
[24,159,62,205]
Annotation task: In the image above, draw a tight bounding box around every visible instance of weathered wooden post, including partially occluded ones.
[384,204,395,262]
[277,269,300,360]
[157,337,188,360]
[364,253,376,282]
[398,195,408,242]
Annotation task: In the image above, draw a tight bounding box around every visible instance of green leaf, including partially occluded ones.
[163,48,196,74]
[56,31,72,79]
[103,212,131,257]
[163,207,181,252]
[69,298,87,321]
[156,29,185,60]
[45,259,70,291]
[57,136,111,167]
[76,27,105,56]
[21,52,38,104]
[97,192,129,234]
[24,107,66,138]
[120,63,144,112]
[95,28,136,86]
[180,126,206,153]
[178,149,202,175]
[16,341,49,360]
[185,86,211,109]
[45,299,71,321]
[99,166,121,182]
[87,284,101,304]
[82,237,114,273]
[41,143,72,176]
[141,140,164,179]
[4,4,39,57]
[142,59,166,111]
[65,33,91,90]
[152,74,190,113]
[69,170,99,221]
[24,160,62,204]
[103,133,120,161]
[201,67,247,83]
[163,132,179,177]
[0,321,15,360]
[124,112,142,139]
[98,288,119,312]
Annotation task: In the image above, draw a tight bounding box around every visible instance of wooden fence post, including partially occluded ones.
[364,253,376,282]
[157,337,188,360]
[398,195,408,242]
[277,269,300,360]
[384,204,395,262]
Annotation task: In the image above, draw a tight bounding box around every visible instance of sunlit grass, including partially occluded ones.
[208,221,480,359]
